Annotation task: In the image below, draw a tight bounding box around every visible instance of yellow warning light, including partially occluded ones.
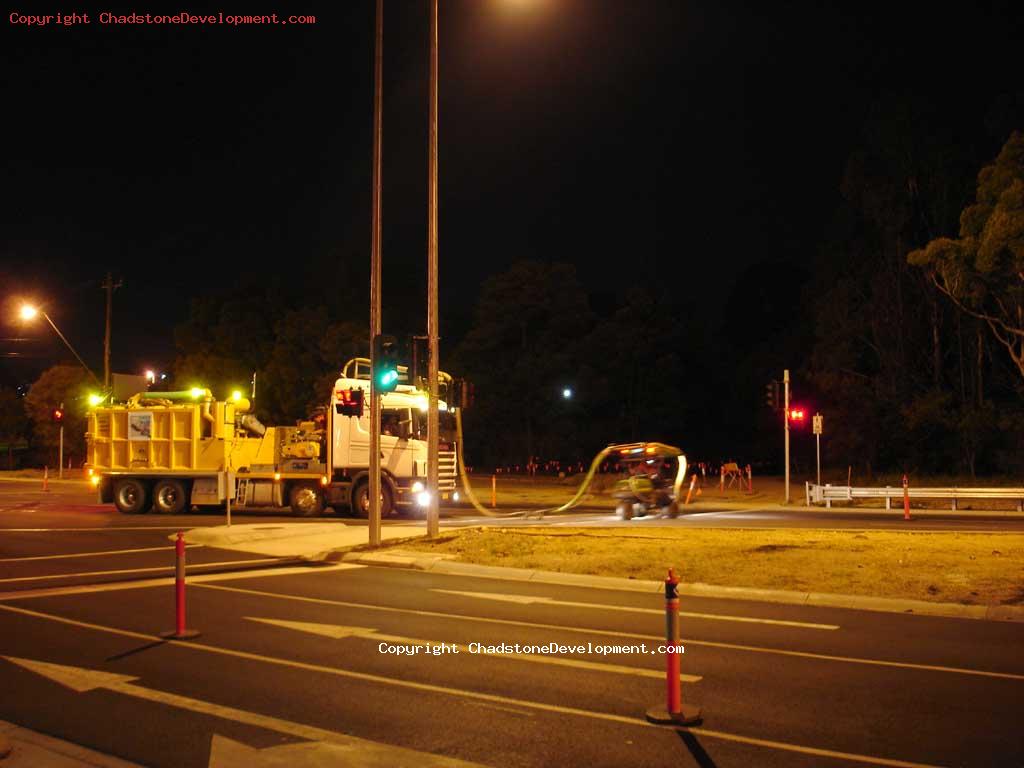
[231,390,243,402]
[320,475,328,486]
[645,446,656,454]
[90,475,100,487]
[87,393,103,407]
[87,467,94,476]
[190,387,205,399]
[274,472,281,482]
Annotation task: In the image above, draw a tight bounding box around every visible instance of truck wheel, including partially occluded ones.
[289,483,325,517]
[152,479,188,515]
[352,481,393,518]
[616,503,633,521]
[113,479,150,515]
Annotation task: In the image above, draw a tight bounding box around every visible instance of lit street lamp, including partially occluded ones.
[18,303,101,385]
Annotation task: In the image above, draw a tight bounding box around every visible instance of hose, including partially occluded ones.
[454,408,616,519]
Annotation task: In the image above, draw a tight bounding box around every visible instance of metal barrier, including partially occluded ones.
[806,482,1024,512]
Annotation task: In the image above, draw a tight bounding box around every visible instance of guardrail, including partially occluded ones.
[805,482,1024,512]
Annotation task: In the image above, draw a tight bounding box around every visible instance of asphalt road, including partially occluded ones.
[2,481,1024,766]
[4,478,1024,533]
[2,555,1023,766]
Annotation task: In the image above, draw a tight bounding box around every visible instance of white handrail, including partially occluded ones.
[805,482,1024,512]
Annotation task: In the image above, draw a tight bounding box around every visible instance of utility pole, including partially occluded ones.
[426,0,440,538]
[58,401,64,480]
[101,272,122,389]
[368,0,384,547]
[783,368,790,504]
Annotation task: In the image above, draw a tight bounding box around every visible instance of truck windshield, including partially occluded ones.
[410,409,457,445]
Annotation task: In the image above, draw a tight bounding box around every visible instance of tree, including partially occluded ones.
[23,365,93,466]
[0,387,30,469]
[909,132,1024,379]
[453,261,594,467]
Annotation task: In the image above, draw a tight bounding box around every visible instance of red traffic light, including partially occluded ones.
[52,408,65,423]
[335,387,364,417]
[788,407,806,422]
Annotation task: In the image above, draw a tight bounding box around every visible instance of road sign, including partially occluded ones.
[813,413,823,435]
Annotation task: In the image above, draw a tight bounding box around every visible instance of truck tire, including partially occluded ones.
[289,483,325,517]
[113,479,150,515]
[352,480,393,519]
[152,479,188,515]
[616,503,633,521]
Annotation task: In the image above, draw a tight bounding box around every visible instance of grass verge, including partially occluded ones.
[405,527,1024,605]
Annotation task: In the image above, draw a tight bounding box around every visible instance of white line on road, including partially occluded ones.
[0,564,364,602]
[431,588,840,630]
[0,630,942,767]
[3,657,486,768]
[195,583,1024,681]
[0,545,203,563]
[0,558,286,584]
[244,616,702,682]
[0,527,187,532]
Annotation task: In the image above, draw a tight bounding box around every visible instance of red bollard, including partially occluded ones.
[902,474,911,521]
[161,532,200,639]
[719,467,725,492]
[646,568,702,726]
[746,464,753,493]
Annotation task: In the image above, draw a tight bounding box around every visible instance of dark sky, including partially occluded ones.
[2,1,1022,387]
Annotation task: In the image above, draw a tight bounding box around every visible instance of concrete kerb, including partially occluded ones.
[341,548,1024,622]
[0,721,141,767]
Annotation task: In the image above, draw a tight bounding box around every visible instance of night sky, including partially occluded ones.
[2,1,1022,388]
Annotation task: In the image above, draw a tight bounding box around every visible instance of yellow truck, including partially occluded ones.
[86,359,458,516]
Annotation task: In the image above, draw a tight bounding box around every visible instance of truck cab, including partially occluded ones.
[328,358,458,517]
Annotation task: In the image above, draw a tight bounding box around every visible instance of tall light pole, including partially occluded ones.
[783,368,790,504]
[368,0,384,547]
[426,0,440,538]
[19,304,101,386]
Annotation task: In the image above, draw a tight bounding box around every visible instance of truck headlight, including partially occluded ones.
[453,491,460,502]
[411,481,425,494]
[416,491,432,507]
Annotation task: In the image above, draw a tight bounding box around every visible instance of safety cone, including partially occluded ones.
[684,474,697,505]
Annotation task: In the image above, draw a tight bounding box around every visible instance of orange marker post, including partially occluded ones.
[903,474,911,521]
[646,568,702,726]
[491,475,497,508]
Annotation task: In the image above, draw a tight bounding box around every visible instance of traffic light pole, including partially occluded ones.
[783,369,790,504]
[58,401,64,480]
[367,0,384,547]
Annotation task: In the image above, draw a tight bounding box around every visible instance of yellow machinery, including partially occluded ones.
[86,390,327,515]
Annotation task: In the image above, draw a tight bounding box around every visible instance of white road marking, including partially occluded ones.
[3,658,485,768]
[0,527,187,532]
[0,564,365,601]
[432,588,840,630]
[2,647,942,767]
[195,583,1024,681]
[0,545,203,563]
[245,616,702,682]
[0,558,284,584]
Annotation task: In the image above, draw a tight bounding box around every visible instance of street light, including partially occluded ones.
[18,303,101,385]
[562,387,573,400]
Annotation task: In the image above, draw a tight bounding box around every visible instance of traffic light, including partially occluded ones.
[335,387,364,416]
[787,407,806,425]
[765,380,779,411]
[372,334,400,393]
[51,407,65,423]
